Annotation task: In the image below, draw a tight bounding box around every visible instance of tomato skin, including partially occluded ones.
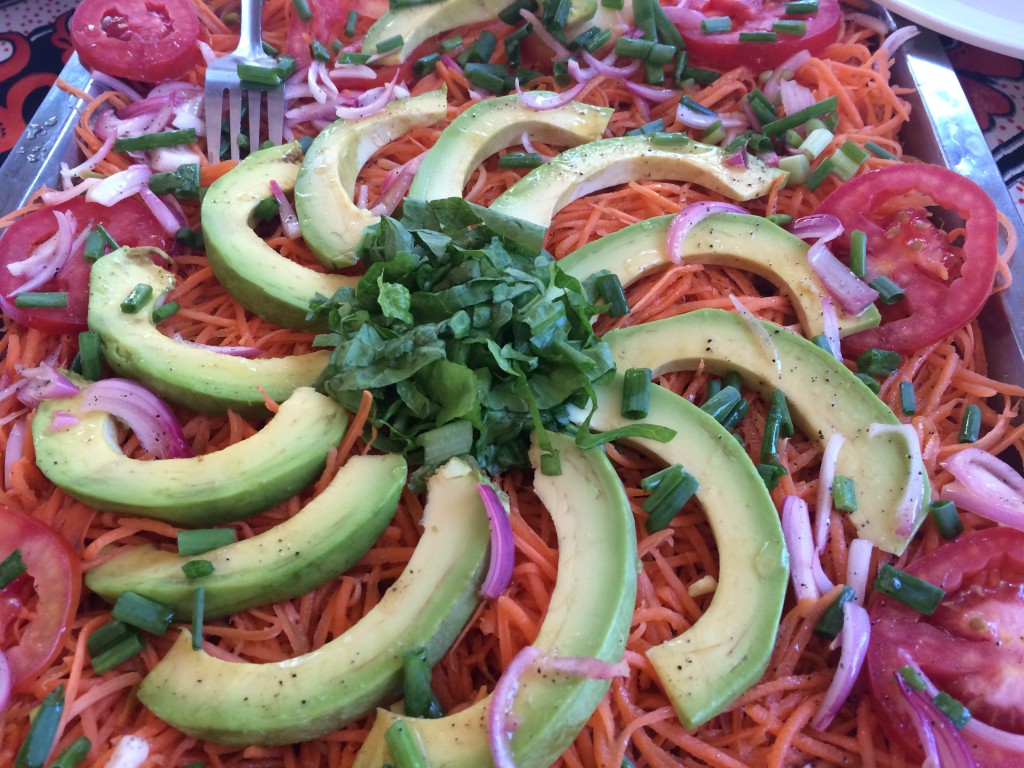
[70,0,201,83]
[0,197,173,334]
[0,507,81,693]
[678,0,841,71]
[814,164,999,354]
[867,527,1024,766]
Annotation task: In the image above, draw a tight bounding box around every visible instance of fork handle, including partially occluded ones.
[237,0,266,59]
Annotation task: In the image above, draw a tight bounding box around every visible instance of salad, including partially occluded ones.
[2,0,1024,766]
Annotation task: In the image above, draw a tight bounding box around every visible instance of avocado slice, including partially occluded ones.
[557,213,881,339]
[604,308,928,554]
[88,247,329,415]
[295,89,448,269]
[32,385,348,525]
[570,374,789,730]
[85,453,407,619]
[352,431,636,768]
[489,135,785,227]
[203,142,357,330]
[406,95,612,202]
[137,456,491,746]
[363,0,597,64]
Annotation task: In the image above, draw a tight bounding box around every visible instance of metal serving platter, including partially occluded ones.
[2,7,1022,387]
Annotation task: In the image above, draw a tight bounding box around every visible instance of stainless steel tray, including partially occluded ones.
[2,13,1022,386]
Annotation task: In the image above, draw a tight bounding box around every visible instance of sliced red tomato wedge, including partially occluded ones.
[867,527,1024,766]
[0,507,81,693]
[814,164,999,354]
[0,197,173,334]
[70,0,201,83]
[286,0,389,65]
[677,0,841,71]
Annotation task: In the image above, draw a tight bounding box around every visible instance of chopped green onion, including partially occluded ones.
[702,120,725,144]
[336,51,371,65]
[870,275,905,304]
[632,0,656,39]
[112,592,175,636]
[681,65,720,85]
[74,330,101,381]
[602,0,624,7]
[804,157,835,191]
[757,458,787,490]
[625,118,665,136]
[0,549,26,589]
[86,619,135,658]
[576,423,676,452]
[831,475,858,512]
[412,53,441,76]
[570,26,612,53]
[701,16,732,34]
[645,42,676,66]
[933,691,971,729]
[615,37,655,60]
[499,0,537,23]
[650,0,685,48]
[928,499,963,540]
[766,213,792,226]
[857,348,901,377]
[740,31,777,42]
[421,420,473,465]
[719,397,749,431]
[385,721,429,768]
[672,50,689,87]
[958,403,982,443]
[873,563,945,615]
[785,0,819,13]
[344,10,358,37]
[831,140,870,181]
[772,389,794,436]
[401,647,445,718]
[865,140,897,160]
[15,292,68,309]
[261,41,279,57]
[779,153,811,186]
[120,283,153,314]
[899,381,916,415]
[849,229,867,278]
[148,171,180,196]
[113,129,198,153]
[237,62,285,85]
[47,737,91,768]
[178,528,237,556]
[651,131,690,147]
[799,127,835,160]
[498,151,544,168]
[459,30,497,66]
[814,584,855,639]
[375,34,404,54]
[292,0,313,21]
[762,96,838,136]
[552,58,572,86]
[253,195,281,222]
[701,385,741,424]
[760,391,791,463]
[464,63,507,93]
[784,129,804,148]
[543,0,571,31]
[82,227,108,262]
[723,370,743,391]
[773,19,807,35]
[854,372,881,393]
[176,225,204,249]
[311,39,331,61]
[440,36,463,54]
[746,94,777,125]
[621,367,652,420]
[897,664,927,691]
[595,272,630,317]
[90,631,145,674]
[810,334,831,352]
[15,684,63,768]
[152,301,180,323]
[705,379,722,400]
[642,464,699,532]
[640,464,677,493]
[192,587,205,651]
[181,559,215,580]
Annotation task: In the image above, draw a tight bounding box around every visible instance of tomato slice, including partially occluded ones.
[0,507,81,693]
[0,197,173,334]
[677,0,841,71]
[70,0,201,83]
[286,0,389,65]
[814,164,999,354]
[867,527,1024,766]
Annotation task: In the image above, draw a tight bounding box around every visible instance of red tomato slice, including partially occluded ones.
[70,0,201,83]
[867,527,1024,766]
[286,0,389,65]
[814,164,999,354]
[678,0,841,71]
[0,508,81,693]
[0,197,173,334]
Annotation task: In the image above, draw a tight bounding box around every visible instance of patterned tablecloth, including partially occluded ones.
[2,1,1024,224]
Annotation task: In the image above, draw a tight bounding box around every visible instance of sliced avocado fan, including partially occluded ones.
[558,213,881,339]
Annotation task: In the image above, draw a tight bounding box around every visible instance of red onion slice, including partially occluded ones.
[269,180,301,240]
[6,210,77,296]
[762,49,812,101]
[515,79,587,111]
[0,648,11,715]
[170,333,261,358]
[815,432,845,552]
[539,654,629,680]
[625,81,678,102]
[725,150,748,168]
[848,12,889,37]
[87,164,153,207]
[4,418,26,489]
[47,410,82,432]
[477,483,514,599]
[845,538,872,605]
[782,495,819,601]
[41,178,101,206]
[16,363,80,407]
[807,246,879,315]
[894,674,977,768]
[62,130,117,186]
[779,78,816,117]
[666,201,748,262]
[676,100,726,130]
[567,59,596,84]
[79,378,193,459]
[488,645,543,768]
[581,50,641,79]
[662,5,704,28]
[820,296,842,360]
[868,423,924,536]
[940,448,1024,530]
[335,74,399,120]
[90,70,144,101]
[879,25,920,59]
[371,155,424,217]
[139,187,184,236]
[812,601,870,729]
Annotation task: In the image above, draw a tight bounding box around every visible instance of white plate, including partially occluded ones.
[874,0,1024,58]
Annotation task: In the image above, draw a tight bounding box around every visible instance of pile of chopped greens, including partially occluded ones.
[310,197,618,482]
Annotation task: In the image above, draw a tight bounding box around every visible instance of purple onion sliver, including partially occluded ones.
[4,418,25,489]
[477,483,515,599]
[782,495,819,601]
[820,295,842,360]
[845,538,872,606]
[139,187,184,236]
[807,247,879,315]
[581,50,641,79]
[815,432,844,552]
[790,213,844,243]
[894,675,978,768]
[0,648,11,715]
[812,601,870,730]
[488,645,543,768]
[335,74,399,120]
[515,79,587,111]
[725,150,748,168]
[540,654,629,680]
[624,81,678,102]
[676,101,721,130]
[80,378,193,459]
[47,410,82,433]
[269,180,301,240]
[665,201,748,262]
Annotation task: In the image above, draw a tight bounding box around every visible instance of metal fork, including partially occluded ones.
[204,0,285,162]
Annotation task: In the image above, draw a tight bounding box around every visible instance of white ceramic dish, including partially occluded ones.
[874,0,1024,58]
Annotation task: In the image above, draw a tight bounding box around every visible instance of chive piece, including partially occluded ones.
[773,19,807,35]
[702,120,725,144]
[786,0,819,13]
[336,51,371,65]
[865,140,897,160]
[375,34,404,54]
[615,36,655,60]
[651,131,690,147]
[311,39,330,61]
[701,385,741,424]
[625,118,665,136]
[177,528,236,556]
[543,0,571,31]
[602,0,624,7]
[402,647,445,718]
[595,273,630,317]
[772,388,794,436]
[854,372,881,393]
[898,664,927,691]
[74,331,102,381]
[0,549,26,589]
[440,35,463,52]
[928,499,963,540]
[182,559,215,580]
[646,43,677,66]
[82,227,107,262]
[421,420,473,465]
[740,30,777,42]
[640,464,678,493]
[705,379,722,400]
[413,53,441,77]
[552,58,571,86]
[344,10,358,37]
[874,563,945,615]
[643,465,699,532]
[701,16,732,34]
[385,721,429,768]
[799,127,834,160]
[120,283,153,314]
[47,737,91,768]
[784,129,804,148]
[633,0,656,39]
[192,587,205,651]
[760,398,783,463]
[723,370,743,392]
[113,129,198,153]
[810,334,832,352]
[849,229,867,278]
[15,684,63,768]
[498,0,536,23]
[832,475,858,512]
[261,40,279,57]
[253,195,281,222]
[719,397,749,431]
[86,620,135,658]
[681,65,721,85]
[112,592,176,636]
[464,63,507,93]
[959,403,982,443]
[857,348,901,377]
[174,163,200,199]
[761,96,838,136]
[672,50,689,87]
[804,157,835,191]
[292,0,313,21]
[870,275,905,304]
[461,29,497,65]
[176,226,204,249]
[621,367,652,420]
[236,62,285,85]
[570,26,611,53]
[757,458,787,490]
[90,631,145,674]
[933,691,971,729]
[498,151,544,169]
[148,171,179,196]
[899,381,916,415]
[814,584,856,639]
[765,213,792,227]
[651,0,685,49]
[831,140,870,181]
[779,153,811,186]
[151,301,180,323]
[15,292,68,309]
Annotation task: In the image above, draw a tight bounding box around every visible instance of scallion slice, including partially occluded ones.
[14,684,63,768]
[701,16,732,34]
[897,664,927,691]
[831,140,870,181]
[804,157,835,191]
[899,380,916,415]
[785,0,819,13]
[82,227,108,262]
[831,475,858,512]
[642,464,699,532]
[440,35,463,52]
[702,120,725,144]
[413,53,441,76]
[933,691,972,729]
[375,34,404,54]
[177,528,237,556]
[344,10,358,37]
[766,213,793,226]
[0,548,26,589]
[498,151,544,168]
[192,587,205,651]
[292,0,313,21]
[181,559,215,580]
[113,129,198,153]
[865,140,897,160]
[86,619,135,659]
[336,51,371,65]
[813,584,855,639]
[15,292,68,309]
[869,275,906,304]
[112,592,176,636]
[779,153,811,186]
[739,31,777,42]
[311,39,331,62]
[958,403,982,443]
[625,118,666,136]
[723,370,743,392]
[385,721,429,768]
[595,272,630,317]
[857,348,901,377]
[151,301,180,323]
[854,371,881,393]
[651,131,690,147]
[873,563,945,615]
[757,458,787,490]
[601,0,624,7]
[614,37,655,60]
[120,283,154,314]
[498,0,536,23]
[700,385,741,424]
[719,397,749,431]
[810,334,831,352]
[773,19,807,35]
[849,229,867,278]
[90,631,145,674]
[928,499,963,540]
[621,367,652,420]
[762,96,838,136]
[47,737,91,768]
[401,647,445,718]
[421,420,473,465]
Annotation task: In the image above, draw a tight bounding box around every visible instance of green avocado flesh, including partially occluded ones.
[295,90,448,269]
[604,309,928,554]
[138,456,490,746]
[85,453,407,619]
[557,213,881,339]
[489,135,785,227]
[407,95,612,202]
[353,431,636,768]
[32,385,347,525]
[202,142,357,330]
[87,247,328,415]
[574,374,788,730]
